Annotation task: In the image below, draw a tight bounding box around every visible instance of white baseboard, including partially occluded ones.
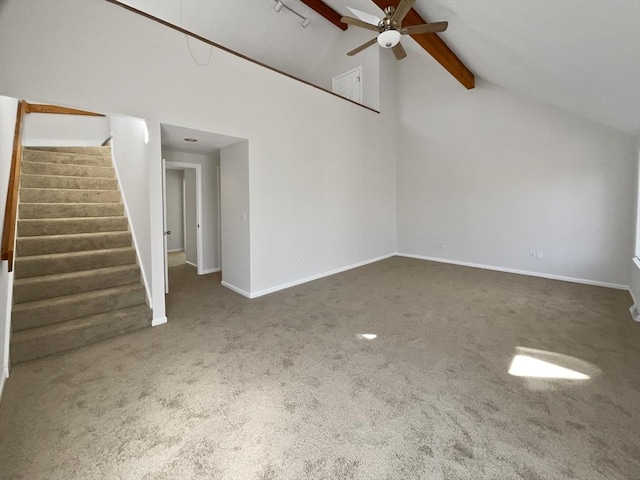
[185,261,197,269]
[249,253,396,299]
[167,248,184,253]
[396,253,629,290]
[0,366,8,400]
[200,268,221,275]
[151,316,167,327]
[221,281,251,298]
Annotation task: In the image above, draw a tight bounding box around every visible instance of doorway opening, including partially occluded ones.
[160,123,247,298]
[163,162,203,278]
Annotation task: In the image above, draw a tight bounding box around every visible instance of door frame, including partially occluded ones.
[332,66,362,103]
[163,161,204,289]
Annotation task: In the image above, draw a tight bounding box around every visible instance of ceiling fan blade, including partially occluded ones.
[391,0,415,25]
[401,21,448,35]
[392,42,407,60]
[341,16,379,32]
[345,6,382,27]
[347,37,378,56]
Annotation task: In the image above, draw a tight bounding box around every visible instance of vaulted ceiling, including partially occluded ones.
[118,0,640,135]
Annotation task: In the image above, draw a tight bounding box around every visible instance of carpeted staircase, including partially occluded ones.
[10,146,151,364]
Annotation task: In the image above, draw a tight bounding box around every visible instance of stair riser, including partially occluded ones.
[23,151,112,166]
[22,161,115,178]
[16,232,132,257]
[21,175,118,190]
[15,248,137,279]
[18,217,129,237]
[12,287,146,331]
[19,203,124,219]
[13,266,141,303]
[27,146,112,156]
[10,306,150,364]
[20,188,121,204]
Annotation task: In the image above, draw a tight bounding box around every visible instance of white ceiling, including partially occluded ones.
[122,0,640,135]
[161,123,244,155]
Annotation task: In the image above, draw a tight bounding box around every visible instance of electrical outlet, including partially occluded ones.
[299,257,303,263]
[439,242,445,248]
[529,250,537,258]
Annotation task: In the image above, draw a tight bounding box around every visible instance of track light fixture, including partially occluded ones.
[273,0,310,29]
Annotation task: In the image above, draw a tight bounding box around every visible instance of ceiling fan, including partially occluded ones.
[341,0,448,60]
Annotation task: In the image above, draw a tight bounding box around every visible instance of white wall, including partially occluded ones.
[22,113,110,146]
[165,169,184,252]
[0,0,396,311]
[310,26,380,111]
[0,96,18,395]
[109,115,152,306]
[396,42,637,288]
[163,150,220,272]
[630,143,640,304]
[221,141,251,294]
[184,168,197,266]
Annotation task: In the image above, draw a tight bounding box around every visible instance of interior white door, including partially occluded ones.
[332,66,362,103]
[162,158,169,294]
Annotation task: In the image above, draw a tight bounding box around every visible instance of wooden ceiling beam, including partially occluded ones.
[372,0,475,89]
[298,0,347,31]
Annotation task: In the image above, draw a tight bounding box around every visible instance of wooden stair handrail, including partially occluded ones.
[1,100,27,272]
[1,101,104,272]
[24,103,104,117]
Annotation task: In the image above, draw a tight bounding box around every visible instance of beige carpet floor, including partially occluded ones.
[167,251,186,268]
[0,256,638,479]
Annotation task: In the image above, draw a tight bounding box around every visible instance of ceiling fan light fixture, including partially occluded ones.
[377,29,401,49]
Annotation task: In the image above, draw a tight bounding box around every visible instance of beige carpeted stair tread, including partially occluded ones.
[20,174,118,190]
[13,264,141,304]
[26,146,112,156]
[11,145,150,365]
[21,161,115,178]
[16,230,132,256]
[18,216,128,237]
[20,187,122,204]
[19,202,125,219]
[22,150,112,166]
[15,247,137,279]
[12,283,147,331]
[10,303,151,364]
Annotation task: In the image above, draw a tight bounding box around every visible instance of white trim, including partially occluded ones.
[249,253,395,298]
[165,161,204,275]
[167,248,184,253]
[0,366,8,400]
[629,287,637,305]
[633,256,640,270]
[162,157,169,294]
[110,141,153,307]
[201,268,221,274]
[217,165,222,272]
[151,316,167,327]
[182,175,187,252]
[396,253,629,290]
[221,281,251,298]
[185,261,197,268]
